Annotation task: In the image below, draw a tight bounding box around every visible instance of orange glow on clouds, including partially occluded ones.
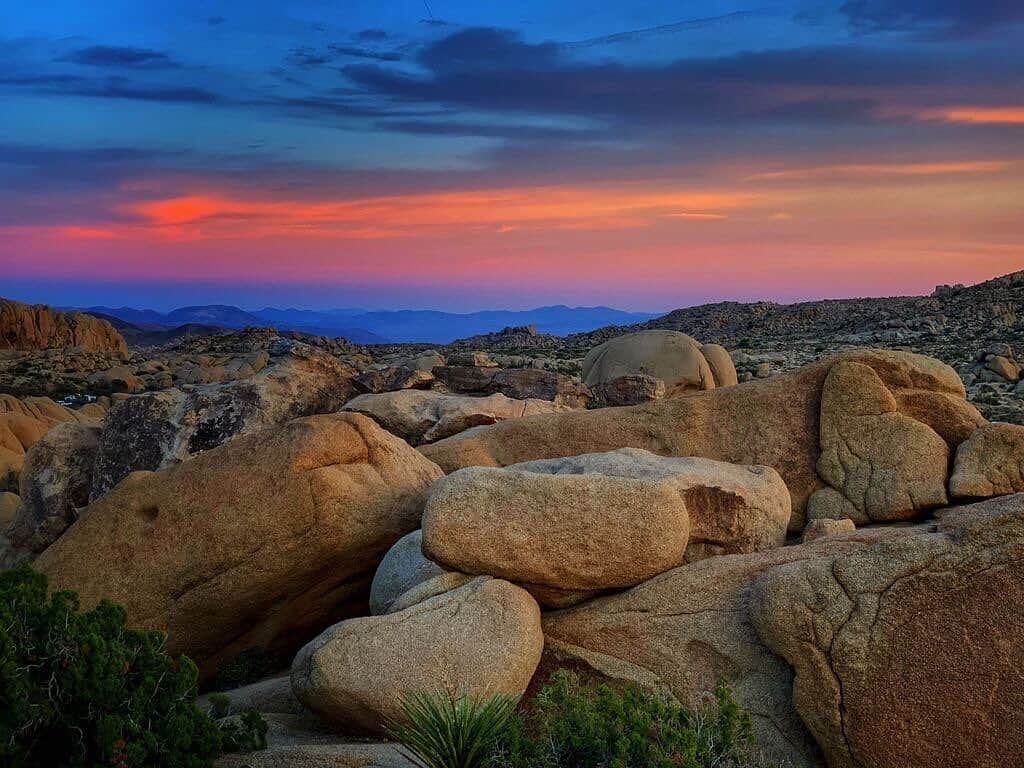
[914,107,1024,125]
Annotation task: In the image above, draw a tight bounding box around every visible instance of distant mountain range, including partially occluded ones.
[77,304,658,345]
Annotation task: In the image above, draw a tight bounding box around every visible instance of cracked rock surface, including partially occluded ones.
[751,493,1024,768]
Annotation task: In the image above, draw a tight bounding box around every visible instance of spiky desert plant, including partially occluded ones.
[388,690,519,768]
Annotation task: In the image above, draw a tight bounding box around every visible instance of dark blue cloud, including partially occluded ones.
[60,44,180,68]
[841,0,1024,36]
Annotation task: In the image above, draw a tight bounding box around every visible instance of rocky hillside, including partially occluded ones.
[0,298,127,354]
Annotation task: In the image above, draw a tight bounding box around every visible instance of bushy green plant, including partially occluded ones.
[219,710,269,753]
[209,647,276,691]
[491,670,758,768]
[0,565,266,767]
[389,690,520,768]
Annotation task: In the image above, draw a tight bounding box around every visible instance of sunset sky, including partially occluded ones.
[2,0,1022,310]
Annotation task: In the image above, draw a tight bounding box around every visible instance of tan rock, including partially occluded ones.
[387,572,474,614]
[37,413,443,675]
[582,330,716,396]
[343,390,570,445]
[950,422,1024,498]
[801,517,855,542]
[591,374,666,406]
[422,350,967,530]
[815,361,949,521]
[291,577,543,735]
[752,494,1024,768]
[507,449,790,560]
[544,525,917,767]
[0,298,127,354]
[893,389,986,446]
[422,467,689,595]
[700,343,738,387]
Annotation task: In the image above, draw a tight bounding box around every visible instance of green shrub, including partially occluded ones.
[389,690,520,768]
[0,565,265,767]
[210,647,277,691]
[219,710,269,753]
[491,670,759,768]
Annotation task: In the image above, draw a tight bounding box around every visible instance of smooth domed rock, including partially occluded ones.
[8,421,101,553]
[752,494,1024,768]
[582,330,716,396]
[816,361,949,522]
[950,422,1024,498]
[422,467,689,595]
[544,524,917,767]
[37,412,444,675]
[291,577,543,736]
[508,449,790,561]
[421,350,969,531]
[369,530,447,615]
[700,343,738,387]
[343,390,569,445]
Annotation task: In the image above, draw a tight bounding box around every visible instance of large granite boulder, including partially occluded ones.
[582,330,735,395]
[809,361,949,523]
[37,412,443,675]
[543,525,920,767]
[422,467,689,604]
[949,422,1024,498]
[90,338,359,499]
[752,494,1024,768]
[507,449,790,561]
[291,577,543,736]
[7,421,101,553]
[422,350,973,531]
[343,390,570,445]
[0,298,127,354]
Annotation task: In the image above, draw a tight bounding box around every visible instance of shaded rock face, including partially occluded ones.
[8,421,101,553]
[292,577,543,736]
[582,330,735,395]
[36,413,444,675]
[752,494,1024,768]
[543,526,917,767]
[368,529,447,615]
[0,298,127,354]
[90,340,359,499]
[343,390,570,445]
[421,350,971,530]
[422,467,690,601]
[950,422,1024,498]
[352,366,433,394]
[507,449,790,561]
[591,373,666,406]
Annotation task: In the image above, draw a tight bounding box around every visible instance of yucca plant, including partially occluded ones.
[388,690,520,768]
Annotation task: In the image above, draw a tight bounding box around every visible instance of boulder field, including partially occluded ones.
[421,349,982,530]
[17,346,1024,767]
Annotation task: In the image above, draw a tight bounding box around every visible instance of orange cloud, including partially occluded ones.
[746,160,1011,181]
[97,185,757,241]
[917,107,1024,125]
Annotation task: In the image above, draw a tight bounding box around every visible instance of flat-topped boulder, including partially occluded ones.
[421,466,689,602]
[37,412,443,675]
[343,390,570,445]
[508,449,790,560]
[292,577,543,736]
